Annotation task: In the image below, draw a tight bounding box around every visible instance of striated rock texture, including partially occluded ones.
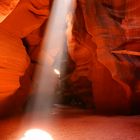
[0,0,51,117]
[0,0,19,22]
[67,0,140,114]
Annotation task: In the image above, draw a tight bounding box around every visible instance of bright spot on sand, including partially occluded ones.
[20,129,53,140]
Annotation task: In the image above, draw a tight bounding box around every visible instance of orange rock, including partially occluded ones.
[0,0,50,117]
[67,0,137,113]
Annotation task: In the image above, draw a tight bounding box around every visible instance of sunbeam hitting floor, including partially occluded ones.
[0,106,140,140]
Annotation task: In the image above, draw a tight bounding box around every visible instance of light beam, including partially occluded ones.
[25,0,76,117]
